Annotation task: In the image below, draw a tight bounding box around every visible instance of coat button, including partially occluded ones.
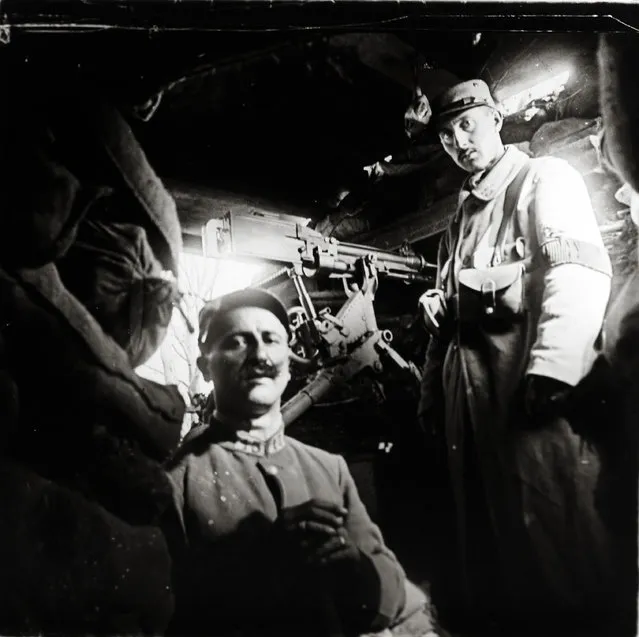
[264,465,279,476]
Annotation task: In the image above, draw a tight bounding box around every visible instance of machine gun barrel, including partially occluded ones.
[202,210,435,282]
[307,239,429,281]
[337,242,427,270]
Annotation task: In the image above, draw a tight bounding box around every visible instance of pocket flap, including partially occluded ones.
[458,262,525,292]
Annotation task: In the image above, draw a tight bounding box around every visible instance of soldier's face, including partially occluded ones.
[438,106,504,174]
[200,307,291,418]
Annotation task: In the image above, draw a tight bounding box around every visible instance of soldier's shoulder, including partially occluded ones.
[528,155,582,180]
[285,435,343,467]
[165,424,217,471]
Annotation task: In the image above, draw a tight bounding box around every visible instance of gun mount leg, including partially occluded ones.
[282,370,336,426]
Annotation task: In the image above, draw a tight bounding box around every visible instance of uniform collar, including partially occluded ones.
[210,414,287,457]
[463,145,529,202]
[222,428,286,457]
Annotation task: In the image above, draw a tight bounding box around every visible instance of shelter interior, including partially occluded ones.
[0,3,636,635]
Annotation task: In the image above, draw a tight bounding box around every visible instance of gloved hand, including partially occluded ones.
[276,499,361,567]
[417,289,449,340]
[524,374,571,422]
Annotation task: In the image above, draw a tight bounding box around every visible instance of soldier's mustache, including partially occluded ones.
[242,362,280,379]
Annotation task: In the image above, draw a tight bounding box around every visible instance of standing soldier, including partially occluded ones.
[417,80,616,636]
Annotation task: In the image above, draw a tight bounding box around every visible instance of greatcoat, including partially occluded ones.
[419,146,616,632]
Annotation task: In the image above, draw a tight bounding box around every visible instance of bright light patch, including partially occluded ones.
[199,254,265,297]
[499,70,571,117]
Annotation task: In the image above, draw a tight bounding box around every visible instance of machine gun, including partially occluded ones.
[202,209,436,426]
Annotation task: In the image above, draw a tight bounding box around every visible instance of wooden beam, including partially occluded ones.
[353,193,458,250]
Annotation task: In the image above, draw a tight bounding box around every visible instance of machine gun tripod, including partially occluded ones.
[201,209,434,426]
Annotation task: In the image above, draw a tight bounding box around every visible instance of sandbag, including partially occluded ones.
[49,85,182,276]
[0,106,106,268]
[529,118,601,172]
[57,216,179,368]
[0,58,182,636]
[598,34,639,193]
[1,64,181,274]
[0,264,183,465]
[1,68,183,366]
[51,86,183,366]
[0,457,173,636]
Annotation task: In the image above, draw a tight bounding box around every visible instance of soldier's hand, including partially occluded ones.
[275,499,347,559]
[278,499,347,538]
[417,289,448,340]
[305,527,361,567]
[276,499,362,566]
[524,374,571,422]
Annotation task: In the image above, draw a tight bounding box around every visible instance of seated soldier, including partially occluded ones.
[163,288,435,637]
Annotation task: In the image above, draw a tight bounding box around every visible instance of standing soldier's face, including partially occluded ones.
[199,307,291,418]
[438,106,504,174]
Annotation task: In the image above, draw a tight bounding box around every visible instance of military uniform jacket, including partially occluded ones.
[164,421,406,637]
[419,146,617,622]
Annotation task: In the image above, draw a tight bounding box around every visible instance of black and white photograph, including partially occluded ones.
[0,2,637,636]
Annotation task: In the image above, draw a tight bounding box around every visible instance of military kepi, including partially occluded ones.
[433,79,497,122]
[198,287,290,352]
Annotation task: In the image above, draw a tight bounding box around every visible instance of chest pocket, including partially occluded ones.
[456,160,532,325]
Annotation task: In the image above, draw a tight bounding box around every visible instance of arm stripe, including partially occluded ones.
[535,237,612,276]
